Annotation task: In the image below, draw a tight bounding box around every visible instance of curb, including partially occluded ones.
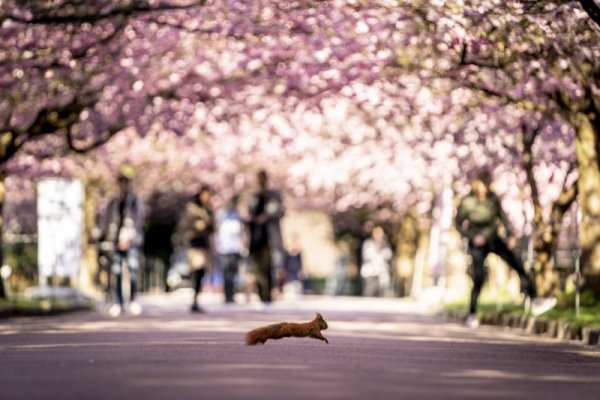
[0,299,94,318]
[443,309,600,347]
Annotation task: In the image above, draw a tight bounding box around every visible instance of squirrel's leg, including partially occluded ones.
[310,331,329,344]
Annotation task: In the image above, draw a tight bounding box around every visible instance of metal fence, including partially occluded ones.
[4,236,167,294]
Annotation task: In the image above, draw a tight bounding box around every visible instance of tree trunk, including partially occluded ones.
[0,172,6,299]
[81,183,100,296]
[521,125,575,296]
[532,223,559,297]
[394,211,419,297]
[574,111,600,291]
[531,182,577,297]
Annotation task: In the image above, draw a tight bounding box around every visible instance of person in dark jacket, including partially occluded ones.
[177,186,214,313]
[102,174,144,317]
[247,170,285,307]
[456,169,555,328]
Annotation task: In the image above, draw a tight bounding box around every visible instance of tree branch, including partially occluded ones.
[577,0,600,28]
[66,123,124,154]
[2,92,95,163]
[1,0,207,25]
[143,16,215,34]
[19,19,127,73]
[550,174,578,230]
[0,130,26,165]
[521,122,543,226]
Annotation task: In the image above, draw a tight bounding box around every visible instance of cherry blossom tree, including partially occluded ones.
[433,0,600,292]
[2,0,599,299]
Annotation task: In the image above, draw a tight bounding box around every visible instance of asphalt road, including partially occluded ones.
[1,292,599,400]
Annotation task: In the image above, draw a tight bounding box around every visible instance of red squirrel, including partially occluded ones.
[245,313,329,345]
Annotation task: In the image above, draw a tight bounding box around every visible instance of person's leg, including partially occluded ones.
[491,237,536,298]
[188,248,208,311]
[115,273,123,305]
[108,251,124,317]
[253,267,266,302]
[228,254,239,301]
[111,251,124,306]
[264,249,273,303]
[254,247,272,303]
[362,277,378,297]
[193,269,205,301]
[223,254,239,303]
[468,245,488,315]
[127,247,140,302]
[130,272,137,302]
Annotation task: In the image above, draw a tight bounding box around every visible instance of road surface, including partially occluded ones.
[1,292,599,400]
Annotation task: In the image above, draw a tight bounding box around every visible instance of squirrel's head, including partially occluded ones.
[315,312,328,330]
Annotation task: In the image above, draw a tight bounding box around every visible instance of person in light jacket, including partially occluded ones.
[360,226,392,297]
[215,194,245,303]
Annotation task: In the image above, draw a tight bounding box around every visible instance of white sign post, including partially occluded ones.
[37,178,84,284]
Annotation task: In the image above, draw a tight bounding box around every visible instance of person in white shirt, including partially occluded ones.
[360,226,392,297]
[215,195,245,303]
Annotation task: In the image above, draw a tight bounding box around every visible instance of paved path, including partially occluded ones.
[1,292,599,400]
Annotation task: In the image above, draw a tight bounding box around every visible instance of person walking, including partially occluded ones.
[247,170,285,307]
[178,186,214,313]
[360,225,392,297]
[102,173,144,317]
[282,234,304,295]
[455,169,556,328]
[215,194,245,303]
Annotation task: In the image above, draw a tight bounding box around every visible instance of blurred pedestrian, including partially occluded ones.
[247,170,285,307]
[360,226,392,297]
[178,186,214,313]
[215,194,245,303]
[283,234,304,295]
[456,169,556,328]
[327,240,352,296]
[101,173,144,317]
